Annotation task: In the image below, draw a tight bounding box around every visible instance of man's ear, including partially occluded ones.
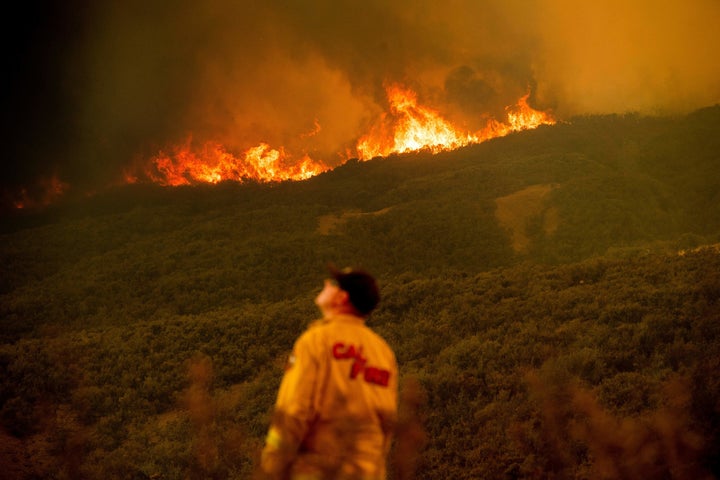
[336,289,350,306]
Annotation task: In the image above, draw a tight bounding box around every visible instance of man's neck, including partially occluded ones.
[322,305,362,318]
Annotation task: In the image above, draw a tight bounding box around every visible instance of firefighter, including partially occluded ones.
[259,265,398,480]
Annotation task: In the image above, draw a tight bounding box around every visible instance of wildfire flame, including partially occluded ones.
[356,84,555,160]
[124,84,553,187]
[125,138,330,186]
[9,84,555,209]
[125,84,554,187]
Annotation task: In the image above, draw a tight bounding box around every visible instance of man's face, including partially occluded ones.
[315,278,344,314]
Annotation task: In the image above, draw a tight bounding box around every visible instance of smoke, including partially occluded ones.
[3,0,719,197]
[533,0,720,117]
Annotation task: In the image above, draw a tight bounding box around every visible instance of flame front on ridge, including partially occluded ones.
[128,85,554,186]
[125,139,330,186]
[11,84,556,208]
[356,84,555,160]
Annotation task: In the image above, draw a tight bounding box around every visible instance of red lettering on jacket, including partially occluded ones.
[332,342,366,362]
[364,367,390,387]
[350,358,366,379]
[332,342,347,359]
[331,342,390,387]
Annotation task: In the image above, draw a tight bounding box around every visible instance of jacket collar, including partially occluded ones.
[322,313,366,325]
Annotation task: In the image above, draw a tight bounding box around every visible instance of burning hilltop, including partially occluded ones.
[122,84,554,187]
[4,1,718,215]
[4,83,554,211]
[357,85,554,160]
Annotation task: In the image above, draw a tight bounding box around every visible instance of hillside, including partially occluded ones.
[1,106,719,479]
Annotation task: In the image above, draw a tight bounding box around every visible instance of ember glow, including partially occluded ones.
[10,175,68,210]
[357,85,555,160]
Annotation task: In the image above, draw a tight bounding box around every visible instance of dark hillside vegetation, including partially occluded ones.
[1,106,719,478]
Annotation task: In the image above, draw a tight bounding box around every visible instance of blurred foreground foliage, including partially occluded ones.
[1,107,720,478]
[1,251,719,479]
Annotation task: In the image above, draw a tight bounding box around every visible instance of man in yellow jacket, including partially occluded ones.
[260,266,398,480]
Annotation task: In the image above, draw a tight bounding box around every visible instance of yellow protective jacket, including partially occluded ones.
[261,313,398,480]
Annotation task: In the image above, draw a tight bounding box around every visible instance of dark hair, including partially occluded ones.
[329,265,380,315]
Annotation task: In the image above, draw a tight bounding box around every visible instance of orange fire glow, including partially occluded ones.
[126,138,330,186]
[356,84,555,160]
[11,175,69,210]
[10,86,556,209]
[124,84,554,188]
[356,86,479,160]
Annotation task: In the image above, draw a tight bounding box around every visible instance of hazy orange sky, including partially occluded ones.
[2,0,719,196]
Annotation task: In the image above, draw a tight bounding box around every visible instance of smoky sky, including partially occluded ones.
[3,0,719,195]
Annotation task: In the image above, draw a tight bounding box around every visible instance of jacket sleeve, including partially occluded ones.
[260,331,319,476]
